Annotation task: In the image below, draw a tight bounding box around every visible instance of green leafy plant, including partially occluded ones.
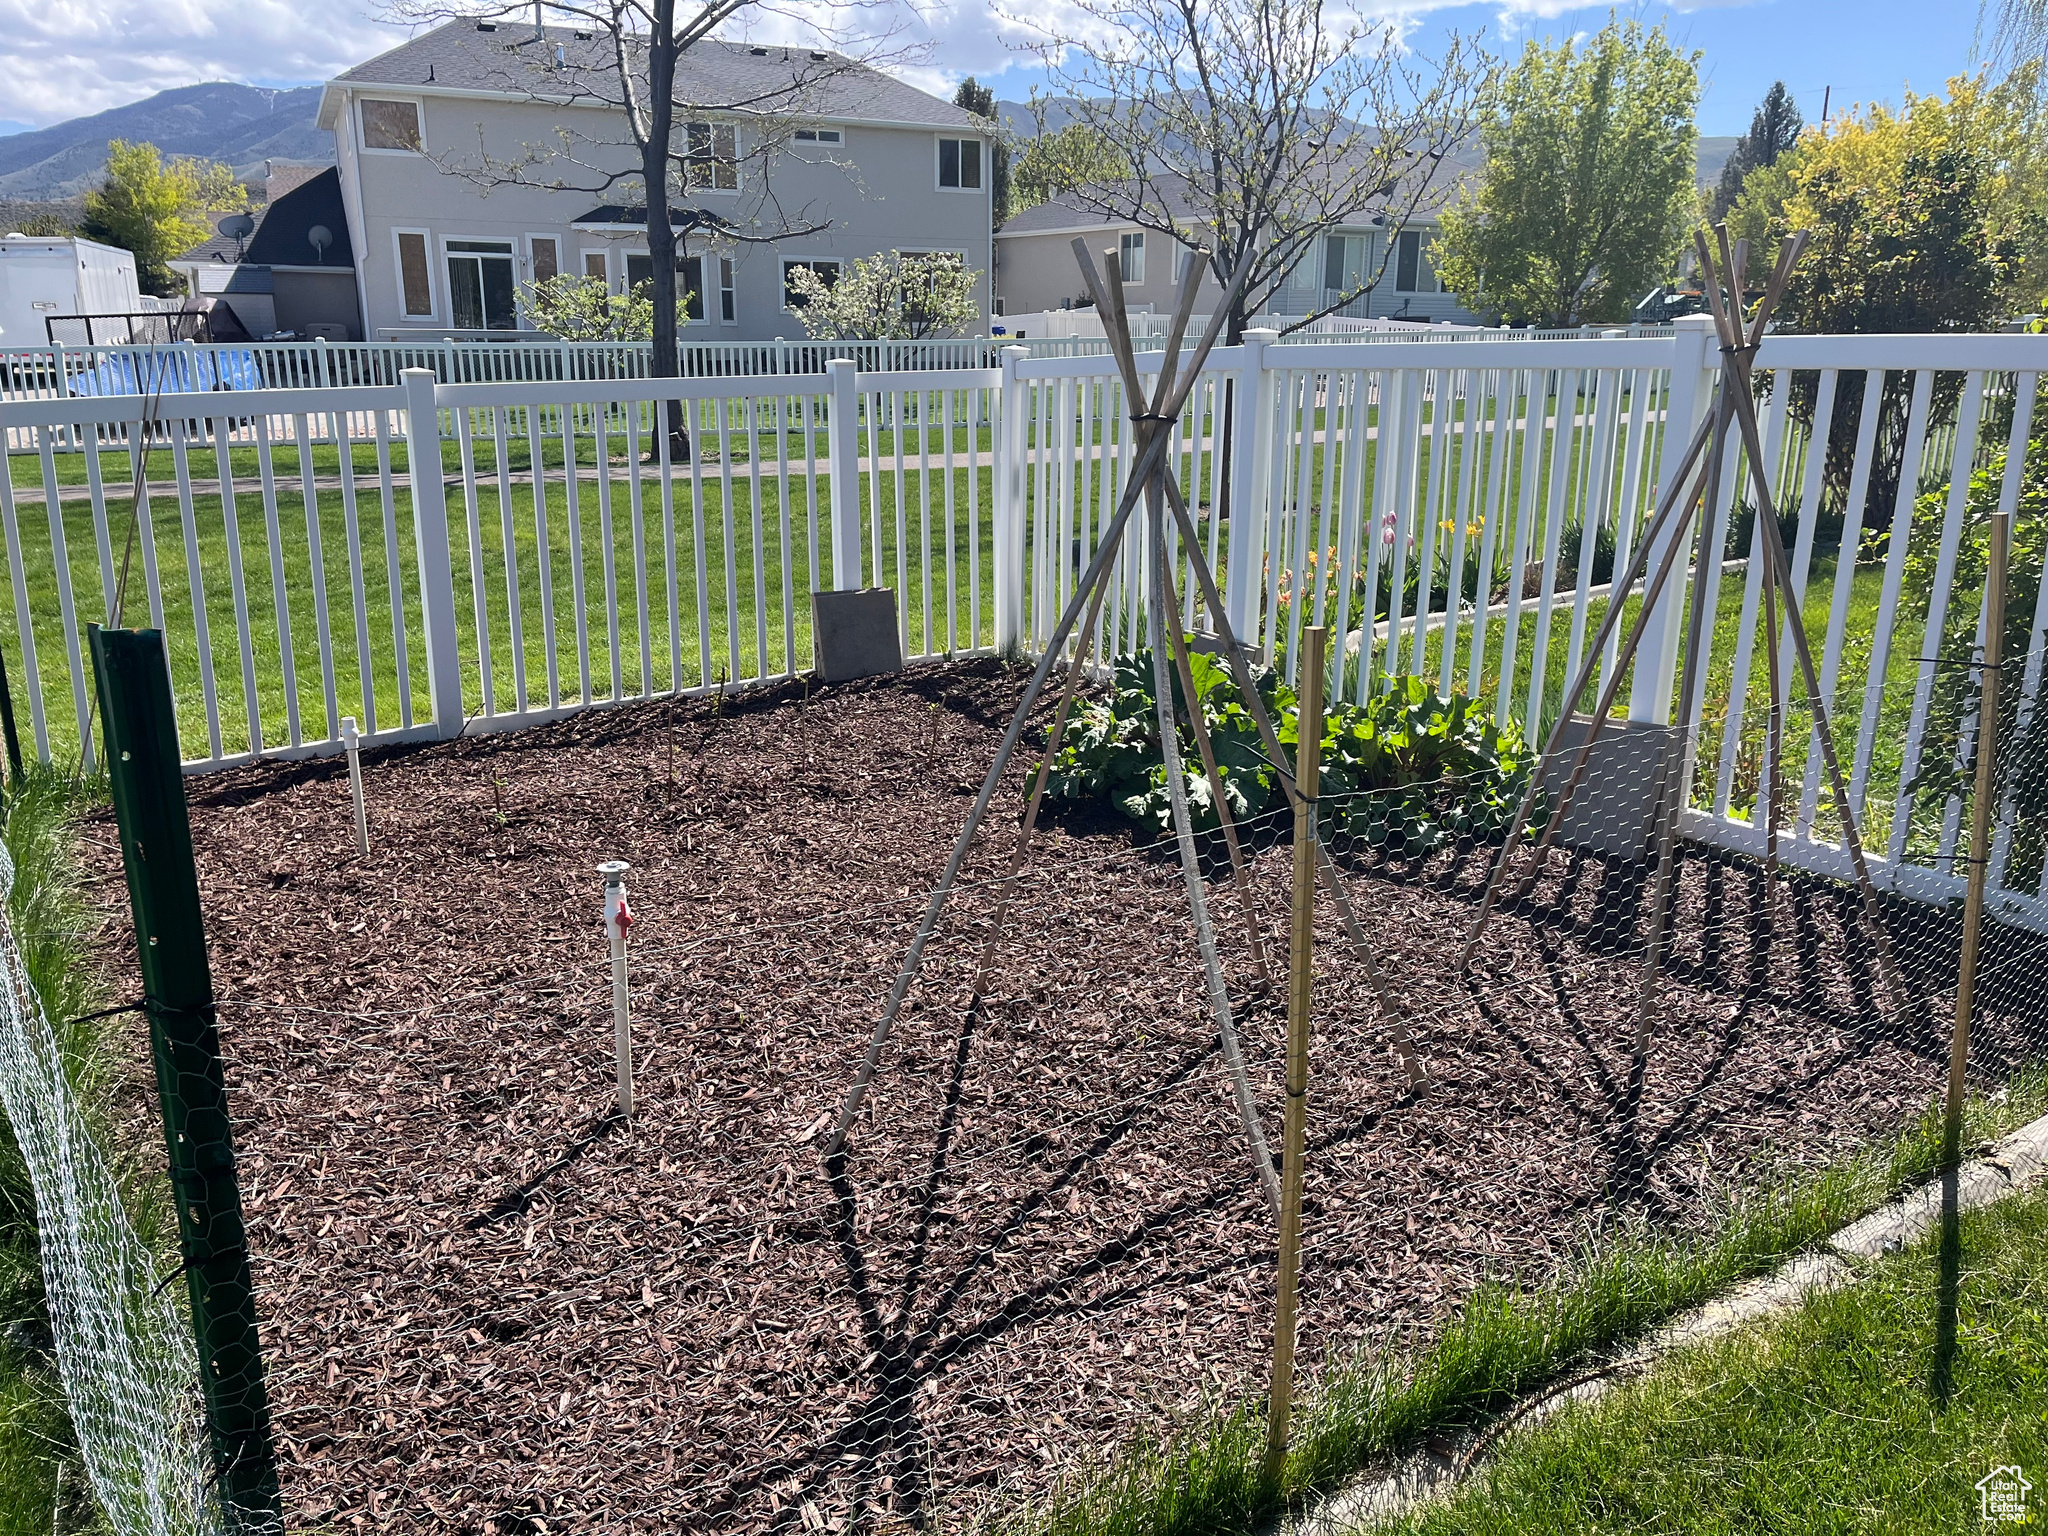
[1039,646,1539,856]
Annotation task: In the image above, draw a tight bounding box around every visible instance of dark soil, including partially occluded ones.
[92,658,2006,1534]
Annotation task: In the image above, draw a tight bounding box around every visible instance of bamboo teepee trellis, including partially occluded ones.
[825,237,1426,1222]
[1457,227,1912,1031]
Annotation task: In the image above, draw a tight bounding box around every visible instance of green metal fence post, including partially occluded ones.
[89,624,281,1529]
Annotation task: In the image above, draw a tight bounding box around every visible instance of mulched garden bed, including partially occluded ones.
[90,658,2004,1535]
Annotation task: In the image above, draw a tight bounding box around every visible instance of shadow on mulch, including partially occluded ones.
[84,659,2030,1535]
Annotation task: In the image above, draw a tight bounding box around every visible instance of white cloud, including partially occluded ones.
[0,0,407,127]
[0,0,1769,132]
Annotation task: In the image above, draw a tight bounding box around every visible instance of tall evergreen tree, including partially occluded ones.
[953,77,1012,226]
[1710,81,1804,220]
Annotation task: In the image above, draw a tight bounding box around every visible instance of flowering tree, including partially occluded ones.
[519,273,657,339]
[787,251,982,339]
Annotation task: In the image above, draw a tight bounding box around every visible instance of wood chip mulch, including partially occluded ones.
[87,658,2021,1535]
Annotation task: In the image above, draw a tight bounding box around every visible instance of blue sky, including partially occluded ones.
[0,0,2001,137]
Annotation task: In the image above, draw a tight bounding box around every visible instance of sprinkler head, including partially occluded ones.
[598,860,630,887]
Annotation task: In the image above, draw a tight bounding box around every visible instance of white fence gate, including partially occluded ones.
[3,322,2044,928]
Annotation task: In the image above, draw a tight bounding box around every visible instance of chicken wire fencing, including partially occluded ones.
[64,638,2022,1536]
[0,841,217,1536]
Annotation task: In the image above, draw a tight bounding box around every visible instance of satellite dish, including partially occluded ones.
[308,225,333,262]
[217,213,255,241]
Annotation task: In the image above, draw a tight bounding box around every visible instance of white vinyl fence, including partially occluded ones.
[3,321,2044,928]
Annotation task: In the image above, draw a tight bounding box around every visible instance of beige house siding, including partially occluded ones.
[323,68,993,341]
[996,215,1481,326]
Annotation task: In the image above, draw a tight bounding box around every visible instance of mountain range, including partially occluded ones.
[0,83,1739,204]
[0,83,333,200]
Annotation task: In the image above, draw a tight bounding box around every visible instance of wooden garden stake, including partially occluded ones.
[341,715,370,857]
[601,861,634,1118]
[1943,498,2009,1207]
[1266,624,1325,1483]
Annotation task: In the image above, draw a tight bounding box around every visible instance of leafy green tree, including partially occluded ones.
[8,212,72,237]
[1008,124,1127,220]
[1710,80,1803,220]
[519,273,656,340]
[1753,75,2043,523]
[952,77,1012,225]
[79,140,246,295]
[1434,17,1699,326]
[788,251,982,339]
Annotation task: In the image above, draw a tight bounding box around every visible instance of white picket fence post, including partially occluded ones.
[1224,329,1278,644]
[994,345,1029,655]
[826,358,862,591]
[1629,314,1718,724]
[400,367,467,738]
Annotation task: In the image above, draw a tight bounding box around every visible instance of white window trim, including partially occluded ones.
[580,248,614,291]
[390,226,438,322]
[441,235,518,330]
[781,256,843,312]
[623,249,711,324]
[358,96,426,157]
[526,234,562,282]
[717,256,737,326]
[685,121,743,196]
[1118,230,1147,285]
[793,126,845,146]
[935,136,986,194]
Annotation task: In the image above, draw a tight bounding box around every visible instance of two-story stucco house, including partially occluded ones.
[316,21,995,342]
[994,169,1483,328]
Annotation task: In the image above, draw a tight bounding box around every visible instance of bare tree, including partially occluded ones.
[1008,0,1489,340]
[390,0,909,446]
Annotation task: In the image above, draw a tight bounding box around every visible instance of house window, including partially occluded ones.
[1118,231,1146,284]
[395,230,433,317]
[784,259,841,307]
[447,240,517,330]
[361,99,422,153]
[530,236,560,283]
[1323,234,1364,295]
[583,250,610,287]
[687,122,739,191]
[938,137,983,191]
[719,257,736,322]
[625,254,706,320]
[1174,244,1201,284]
[794,127,843,144]
[1395,230,1421,293]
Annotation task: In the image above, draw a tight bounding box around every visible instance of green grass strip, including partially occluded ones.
[1386,1162,2048,1533]
[992,1076,2048,1536]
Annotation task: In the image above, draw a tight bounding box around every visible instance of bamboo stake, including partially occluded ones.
[1453,403,1721,970]
[1157,475,1428,1085]
[1944,500,2007,1160]
[1695,229,1913,1014]
[1148,496,1281,1216]
[1159,560,1275,986]
[1935,482,2009,1400]
[1264,623,1324,1483]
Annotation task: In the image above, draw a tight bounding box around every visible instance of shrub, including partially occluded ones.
[1039,646,1540,856]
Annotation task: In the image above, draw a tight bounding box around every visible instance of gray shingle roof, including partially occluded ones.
[336,20,981,131]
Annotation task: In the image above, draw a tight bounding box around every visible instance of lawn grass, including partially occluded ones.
[0,767,171,1535]
[991,1076,2047,1536]
[1382,1168,2048,1534]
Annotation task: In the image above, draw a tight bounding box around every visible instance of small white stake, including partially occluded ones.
[341,716,369,857]
[600,861,633,1118]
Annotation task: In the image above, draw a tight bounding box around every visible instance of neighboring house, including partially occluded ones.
[994,169,1482,327]
[172,161,363,340]
[315,21,995,342]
